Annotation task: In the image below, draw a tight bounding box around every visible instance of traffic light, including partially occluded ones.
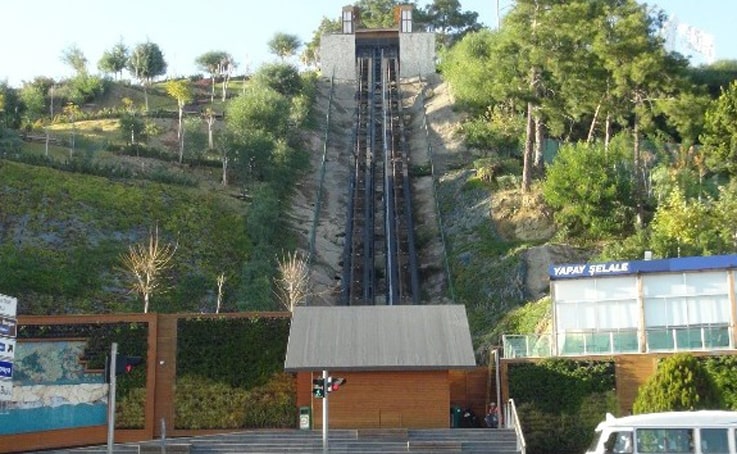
[117,355,142,374]
[106,354,143,382]
[312,378,325,398]
[326,376,346,393]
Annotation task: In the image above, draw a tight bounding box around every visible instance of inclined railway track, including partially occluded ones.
[341,49,420,306]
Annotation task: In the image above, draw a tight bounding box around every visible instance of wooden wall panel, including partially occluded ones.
[449,367,492,424]
[153,314,178,437]
[309,370,449,429]
[0,426,106,453]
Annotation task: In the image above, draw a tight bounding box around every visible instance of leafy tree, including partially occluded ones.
[223,86,290,186]
[98,40,129,80]
[419,0,481,49]
[228,128,278,184]
[650,187,718,257]
[687,59,737,98]
[633,353,722,413]
[195,50,234,103]
[66,74,108,105]
[61,44,88,75]
[301,17,341,67]
[128,41,167,111]
[267,33,301,61]
[252,63,302,97]
[700,80,737,176]
[656,91,711,147]
[542,138,635,240]
[19,82,47,126]
[164,79,193,163]
[712,180,737,254]
[62,102,81,158]
[591,1,688,222]
[439,29,500,113]
[703,356,737,410]
[355,0,400,28]
[226,86,290,139]
[119,112,145,145]
[0,82,22,129]
[182,116,208,161]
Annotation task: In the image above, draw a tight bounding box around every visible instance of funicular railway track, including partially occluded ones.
[341,48,420,306]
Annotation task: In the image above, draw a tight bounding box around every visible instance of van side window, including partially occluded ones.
[700,428,729,453]
[636,428,694,453]
[607,431,633,453]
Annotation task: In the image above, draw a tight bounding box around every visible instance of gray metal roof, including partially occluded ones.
[284,305,476,371]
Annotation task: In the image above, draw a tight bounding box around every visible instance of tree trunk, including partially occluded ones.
[208,116,215,149]
[69,126,75,159]
[222,72,231,102]
[587,99,602,144]
[522,100,534,193]
[211,77,216,104]
[179,133,184,164]
[143,83,150,112]
[533,110,544,172]
[633,116,644,227]
[177,106,183,140]
[604,114,611,152]
[222,155,228,186]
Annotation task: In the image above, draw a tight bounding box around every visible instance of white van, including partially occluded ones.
[586,411,737,454]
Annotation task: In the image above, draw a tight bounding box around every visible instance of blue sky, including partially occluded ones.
[1,1,735,88]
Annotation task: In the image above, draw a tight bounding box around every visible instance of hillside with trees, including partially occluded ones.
[435,0,737,347]
[2,0,737,352]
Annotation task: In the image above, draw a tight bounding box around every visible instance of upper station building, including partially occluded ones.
[320,4,436,80]
[504,254,737,358]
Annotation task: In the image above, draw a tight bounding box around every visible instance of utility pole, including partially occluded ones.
[107,343,118,454]
[322,369,328,453]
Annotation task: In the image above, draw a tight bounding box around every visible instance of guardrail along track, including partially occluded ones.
[341,48,420,306]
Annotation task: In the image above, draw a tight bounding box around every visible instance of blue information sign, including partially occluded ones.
[0,360,13,379]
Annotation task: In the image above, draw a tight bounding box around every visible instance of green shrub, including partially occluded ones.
[252,63,303,98]
[542,138,635,241]
[174,372,295,430]
[175,375,251,429]
[633,353,723,413]
[509,359,618,454]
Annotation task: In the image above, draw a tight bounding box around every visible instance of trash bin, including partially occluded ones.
[299,406,311,430]
[450,406,462,428]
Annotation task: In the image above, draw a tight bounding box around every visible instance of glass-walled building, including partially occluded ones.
[503,255,737,358]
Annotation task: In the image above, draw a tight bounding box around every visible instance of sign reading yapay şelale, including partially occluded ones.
[0,293,17,402]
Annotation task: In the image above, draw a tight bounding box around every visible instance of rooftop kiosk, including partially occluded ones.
[551,254,737,356]
[505,254,737,357]
[320,4,435,80]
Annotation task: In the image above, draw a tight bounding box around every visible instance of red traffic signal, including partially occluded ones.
[107,354,142,381]
[326,376,346,392]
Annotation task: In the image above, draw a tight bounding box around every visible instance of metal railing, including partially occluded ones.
[505,398,526,454]
[503,324,733,358]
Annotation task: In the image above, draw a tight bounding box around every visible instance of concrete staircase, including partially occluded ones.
[39,428,520,453]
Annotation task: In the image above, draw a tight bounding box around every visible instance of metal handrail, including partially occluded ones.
[505,398,526,454]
